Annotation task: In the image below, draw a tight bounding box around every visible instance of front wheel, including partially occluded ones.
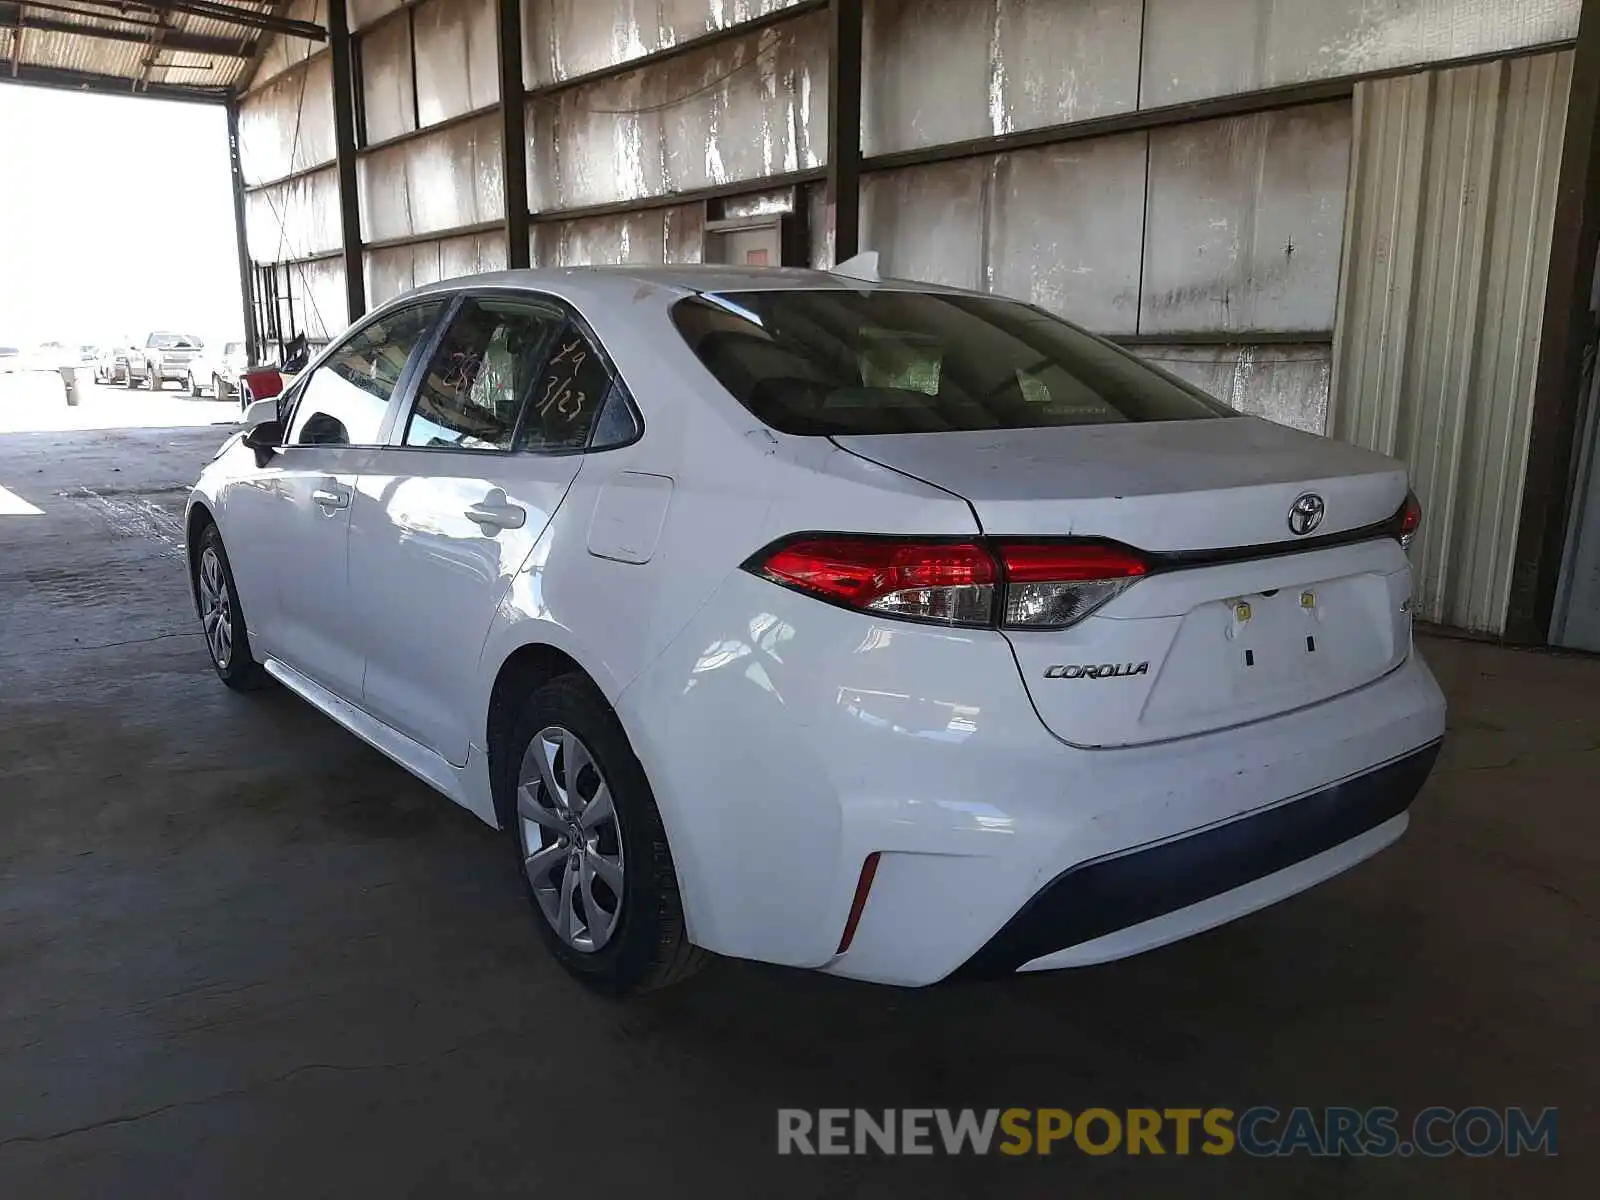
[193,524,266,691]
[498,675,707,995]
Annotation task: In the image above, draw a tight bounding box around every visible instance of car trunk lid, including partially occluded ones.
[833,418,1415,747]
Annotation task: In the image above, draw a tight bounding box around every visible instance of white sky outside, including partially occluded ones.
[0,85,242,349]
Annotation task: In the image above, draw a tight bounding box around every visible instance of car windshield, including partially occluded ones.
[671,289,1232,436]
[149,333,202,349]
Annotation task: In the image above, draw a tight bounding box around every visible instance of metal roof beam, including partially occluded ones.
[56,1,324,42]
[0,11,256,56]
[0,59,228,100]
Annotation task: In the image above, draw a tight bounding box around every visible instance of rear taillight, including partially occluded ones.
[996,541,1149,629]
[746,535,1147,629]
[1397,491,1422,550]
[753,537,998,626]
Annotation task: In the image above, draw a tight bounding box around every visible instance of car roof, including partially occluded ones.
[400,264,975,308]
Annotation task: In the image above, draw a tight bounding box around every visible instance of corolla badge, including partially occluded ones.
[1044,662,1149,680]
[1288,492,1326,536]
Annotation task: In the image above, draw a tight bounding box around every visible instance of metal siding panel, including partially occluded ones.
[358,112,505,240]
[531,204,703,266]
[859,158,987,289]
[526,12,826,210]
[861,0,1141,156]
[360,11,417,144]
[350,0,405,33]
[415,0,500,127]
[1143,0,1579,107]
[246,166,343,261]
[239,56,336,185]
[988,134,1147,332]
[1330,50,1571,633]
[1134,343,1331,433]
[523,0,806,86]
[1142,101,1352,334]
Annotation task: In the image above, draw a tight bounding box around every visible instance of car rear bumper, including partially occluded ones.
[623,570,1448,987]
[956,739,1439,977]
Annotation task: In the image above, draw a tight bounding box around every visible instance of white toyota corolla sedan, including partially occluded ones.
[185,263,1446,994]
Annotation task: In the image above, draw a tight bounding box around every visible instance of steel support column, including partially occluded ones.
[328,0,365,323]
[1506,5,1600,643]
[226,100,261,365]
[825,0,862,263]
[499,0,530,269]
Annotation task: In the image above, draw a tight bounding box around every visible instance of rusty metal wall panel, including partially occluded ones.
[239,54,337,185]
[1142,101,1352,335]
[415,0,500,126]
[525,11,825,210]
[1136,343,1331,433]
[530,205,706,266]
[245,166,343,261]
[1330,51,1571,633]
[861,0,1141,156]
[359,113,505,241]
[1144,0,1578,107]
[523,0,806,87]
[360,10,416,144]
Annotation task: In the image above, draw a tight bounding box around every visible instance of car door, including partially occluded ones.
[349,293,632,764]
[227,302,444,699]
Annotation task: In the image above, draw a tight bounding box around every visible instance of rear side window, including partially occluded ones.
[671,290,1232,436]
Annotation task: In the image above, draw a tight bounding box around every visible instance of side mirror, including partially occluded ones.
[242,397,279,431]
[242,417,284,466]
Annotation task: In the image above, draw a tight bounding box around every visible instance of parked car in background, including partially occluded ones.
[128,332,204,391]
[186,340,248,400]
[0,346,20,372]
[185,265,1445,996]
[96,341,132,384]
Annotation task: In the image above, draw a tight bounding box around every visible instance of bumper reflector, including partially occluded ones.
[836,851,882,955]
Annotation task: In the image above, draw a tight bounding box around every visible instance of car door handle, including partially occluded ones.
[312,487,350,509]
[465,493,526,533]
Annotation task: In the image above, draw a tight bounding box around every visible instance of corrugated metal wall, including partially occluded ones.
[1330,50,1572,633]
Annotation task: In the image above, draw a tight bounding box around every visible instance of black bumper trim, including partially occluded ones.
[957,739,1442,978]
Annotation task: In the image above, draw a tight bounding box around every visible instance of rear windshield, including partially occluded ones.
[671,290,1232,436]
[149,333,202,349]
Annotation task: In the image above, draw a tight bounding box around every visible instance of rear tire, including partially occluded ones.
[123,369,136,389]
[187,372,200,397]
[193,523,266,691]
[496,675,708,995]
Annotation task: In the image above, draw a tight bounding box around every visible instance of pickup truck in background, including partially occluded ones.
[127,332,204,391]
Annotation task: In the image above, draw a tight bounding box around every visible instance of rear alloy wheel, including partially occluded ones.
[500,675,707,994]
[194,524,265,691]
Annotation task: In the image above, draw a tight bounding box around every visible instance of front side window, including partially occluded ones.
[671,290,1234,436]
[287,302,443,446]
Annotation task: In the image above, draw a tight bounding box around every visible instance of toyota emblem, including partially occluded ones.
[1288,492,1326,536]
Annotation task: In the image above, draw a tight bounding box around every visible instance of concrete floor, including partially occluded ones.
[1,419,1594,1198]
